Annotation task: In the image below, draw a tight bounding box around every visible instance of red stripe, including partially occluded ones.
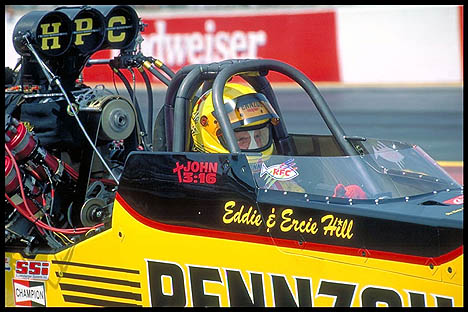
[115,193,462,266]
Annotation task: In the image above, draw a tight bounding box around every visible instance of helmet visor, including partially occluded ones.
[217,122,272,152]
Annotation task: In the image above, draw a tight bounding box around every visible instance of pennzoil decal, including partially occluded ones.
[13,279,47,307]
[145,259,454,307]
[173,161,218,184]
[15,260,50,281]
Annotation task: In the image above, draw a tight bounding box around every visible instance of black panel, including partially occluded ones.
[118,151,463,260]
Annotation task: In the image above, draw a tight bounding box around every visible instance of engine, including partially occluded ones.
[5,89,138,252]
[5,5,147,253]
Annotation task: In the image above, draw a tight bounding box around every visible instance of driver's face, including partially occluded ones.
[235,131,251,150]
[235,129,267,150]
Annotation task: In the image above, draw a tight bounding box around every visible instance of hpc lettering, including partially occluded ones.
[108,16,126,42]
[74,18,93,45]
[40,23,62,50]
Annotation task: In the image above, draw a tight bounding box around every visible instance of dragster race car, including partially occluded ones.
[5,5,463,308]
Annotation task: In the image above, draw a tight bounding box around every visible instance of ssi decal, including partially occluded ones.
[13,279,47,307]
[145,260,454,307]
[15,260,50,281]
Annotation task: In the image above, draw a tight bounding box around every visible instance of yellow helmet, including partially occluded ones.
[191,83,280,156]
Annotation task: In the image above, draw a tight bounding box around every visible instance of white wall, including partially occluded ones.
[336,5,462,84]
[5,6,463,84]
[5,12,22,69]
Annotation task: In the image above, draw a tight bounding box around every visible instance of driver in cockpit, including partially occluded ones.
[190,82,367,199]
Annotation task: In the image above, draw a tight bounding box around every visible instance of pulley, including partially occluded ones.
[80,197,107,227]
[88,95,136,141]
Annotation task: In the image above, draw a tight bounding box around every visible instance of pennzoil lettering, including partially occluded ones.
[268,273,313,307]
[359,285,404,307]
[225,269,266,307]
[316,279,357,307]
[187,264,224,307]
[147,260,454,307]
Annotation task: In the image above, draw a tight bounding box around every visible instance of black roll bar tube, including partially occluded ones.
[211,59,357,156]
[163,64,200,151]
[172,65,206,152]
[170,59,298,154]
[172,59,259,152]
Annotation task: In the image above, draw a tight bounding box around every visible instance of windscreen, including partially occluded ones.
[247,138,460,199]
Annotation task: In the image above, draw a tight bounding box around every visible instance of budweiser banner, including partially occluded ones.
[82,10,340,84]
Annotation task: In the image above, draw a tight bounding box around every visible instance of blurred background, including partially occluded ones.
[5,5,463,183]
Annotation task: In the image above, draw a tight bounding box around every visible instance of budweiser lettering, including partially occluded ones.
[141,20,267,66]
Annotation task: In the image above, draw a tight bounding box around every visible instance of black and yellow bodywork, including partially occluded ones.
[5,151,463,307]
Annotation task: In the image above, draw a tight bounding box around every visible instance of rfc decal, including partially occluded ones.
[222,201,354,239]
[146,259,454,307]
[13,279,47,307]
[443,195,463,205]
[173,161,218,184]
[260,159,299,183]
[6,257,11,271]
[15,260,50,281]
